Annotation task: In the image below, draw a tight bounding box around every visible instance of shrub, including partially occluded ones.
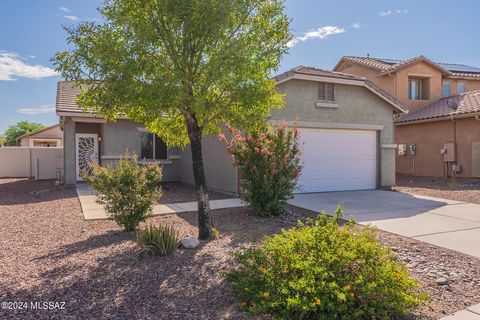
[221,123,302,217]
[82,153,162,231]
[226,206,428,319]
[136,224,179,256]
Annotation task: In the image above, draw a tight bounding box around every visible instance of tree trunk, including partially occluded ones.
[185,114,214,240]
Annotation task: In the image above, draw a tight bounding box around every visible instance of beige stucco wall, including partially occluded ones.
[0,147,62,179]
[273,79,397,187]
[396,117,480,177]
[339,64,395,97]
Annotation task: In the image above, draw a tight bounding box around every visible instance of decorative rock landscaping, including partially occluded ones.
[1,179,479,319]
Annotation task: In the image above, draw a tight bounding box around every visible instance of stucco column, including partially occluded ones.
[63,117,76,185]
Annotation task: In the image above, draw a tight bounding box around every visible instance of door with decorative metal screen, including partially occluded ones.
[75,133,99,181]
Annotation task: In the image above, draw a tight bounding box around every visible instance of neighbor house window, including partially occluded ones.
[457,82,466,94]
[140,133,168,160]
[408,78,429,100]
[318,82,335,102]
[442,81,451,97]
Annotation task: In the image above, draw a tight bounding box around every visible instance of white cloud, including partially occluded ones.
[64,15,79,21]
[287,26,346,48]
[0,52,57,81]
[379,9,408,16]
[59,7,70,13]
[18,105,55,115]
[352,22,361,29]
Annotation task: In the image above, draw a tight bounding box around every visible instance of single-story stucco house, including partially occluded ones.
[56,66,406,193]
[17,124,63,147]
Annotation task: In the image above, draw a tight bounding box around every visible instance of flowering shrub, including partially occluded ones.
[226,206,428,319]
[221,123,302,217]
[83,153,162,231]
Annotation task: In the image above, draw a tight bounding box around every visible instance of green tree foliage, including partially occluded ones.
[53,0,291,240]
[222,123,302,217]
[82,154,162,231]
[0,135,5,146]
[4,121,45,146]
[227,206,428,319]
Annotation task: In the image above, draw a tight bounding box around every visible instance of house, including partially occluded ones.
[16,124,63,147]
[394,91,480,178]
[333,55,480,112]
[334,55,480,178]
[56,67,406,193]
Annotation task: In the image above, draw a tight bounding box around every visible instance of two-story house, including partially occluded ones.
[334,55,480,179]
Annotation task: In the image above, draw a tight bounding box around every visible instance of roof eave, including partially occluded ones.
[395,111,480,126]
[378,57,453,77]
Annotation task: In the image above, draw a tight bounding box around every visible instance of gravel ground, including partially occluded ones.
[159,182,235,203]
[394,174,480,204]
[1,178,479,319]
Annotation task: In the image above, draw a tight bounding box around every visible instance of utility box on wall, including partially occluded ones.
[443,142,456,162]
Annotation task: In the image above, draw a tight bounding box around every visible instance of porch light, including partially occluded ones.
[97,136,102,142]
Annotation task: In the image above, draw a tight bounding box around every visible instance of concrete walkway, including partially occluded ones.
[441,303,480,319]
[76,183,245,220]
[288,190,480,258]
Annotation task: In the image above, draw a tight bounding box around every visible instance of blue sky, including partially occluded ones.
[1,0,480,133]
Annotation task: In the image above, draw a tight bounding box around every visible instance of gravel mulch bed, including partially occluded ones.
[394,174,480,204]
[1,178,479,319]
[159,182,235,203]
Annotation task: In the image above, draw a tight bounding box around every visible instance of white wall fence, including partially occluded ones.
[0,147,63,180]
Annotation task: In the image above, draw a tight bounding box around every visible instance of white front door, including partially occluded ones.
[75,133,99,181]
[295,128,377,193]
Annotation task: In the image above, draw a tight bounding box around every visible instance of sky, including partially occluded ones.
[1,0,480,133]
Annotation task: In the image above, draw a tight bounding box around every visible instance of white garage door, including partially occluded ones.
[296,128,377,193]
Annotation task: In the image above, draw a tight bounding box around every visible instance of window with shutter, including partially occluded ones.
[317,82,334,102]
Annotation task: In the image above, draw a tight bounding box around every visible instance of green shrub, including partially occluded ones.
[226,206,427,319]
[82,153,162,231]
[136,224,179,256]
[221,122,302,217]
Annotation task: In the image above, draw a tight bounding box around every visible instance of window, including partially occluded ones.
[140,132,168,160]
[457,82,466,94]
[408,79,421,100]
[318,82,334,102]
[408,78,429,100]
[442,81,451,97]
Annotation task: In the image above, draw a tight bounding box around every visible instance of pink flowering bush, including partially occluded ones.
[221,123,302,217]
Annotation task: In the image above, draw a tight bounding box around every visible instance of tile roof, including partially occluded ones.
[275,66,407,113]
[56,81,86,114]
[395,90,480,124]
[274,65,362,82]
[337,56,480,79]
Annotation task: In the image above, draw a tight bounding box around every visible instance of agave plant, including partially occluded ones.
[136,224,179,256]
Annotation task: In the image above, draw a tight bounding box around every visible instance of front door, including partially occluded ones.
[75,133,99,181]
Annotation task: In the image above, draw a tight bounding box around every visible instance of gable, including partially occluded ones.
[274,79,397,126]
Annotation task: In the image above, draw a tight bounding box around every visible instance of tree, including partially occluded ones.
[4,121,45,146]
[0,135,5,146]
[53,0,291,240]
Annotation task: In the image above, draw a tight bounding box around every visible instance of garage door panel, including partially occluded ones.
[295,128,377,193]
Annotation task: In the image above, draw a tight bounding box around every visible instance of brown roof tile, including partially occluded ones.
[395,90,480,124]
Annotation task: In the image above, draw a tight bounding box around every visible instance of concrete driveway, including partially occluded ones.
[288,190,480,258]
